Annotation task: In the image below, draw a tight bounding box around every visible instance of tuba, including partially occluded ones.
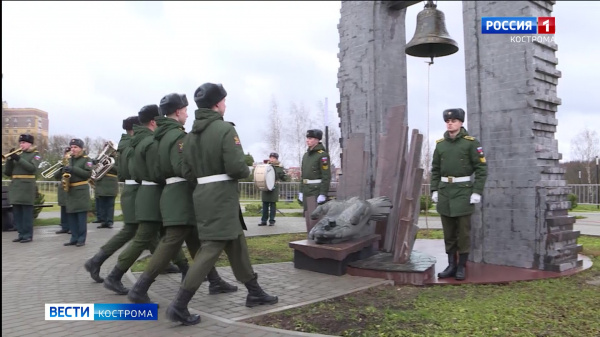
[90,141,117,187]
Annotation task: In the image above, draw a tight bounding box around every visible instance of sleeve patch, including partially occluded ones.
[233,136,241,145]
[86,161,93,167]
[34,155,41,160]
[476,146,484,156]
[321,157,329,170]
[480,157,486,163]
[178,141,184,153]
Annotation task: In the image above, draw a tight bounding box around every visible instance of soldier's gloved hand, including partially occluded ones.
[92,159,99,165]
[317,194,327,204]
[63,166,72,173]
[470,193,481,204]
[298,192,303,203]
[9,152,20,161]
[431,191,438,203]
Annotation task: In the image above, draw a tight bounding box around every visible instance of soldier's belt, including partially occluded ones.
[166,177,187,184]
[12,175,35,179]
[125,180,138,185]
[197,174,233,185]
[105,173,117,178]
[70,180,89,187]
[441,176,471,183]
[141,180,159,186]
[303,179,322,184]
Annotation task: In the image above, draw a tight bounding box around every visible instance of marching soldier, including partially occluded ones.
[167,82,277,326]
[431,108,487,281]
[85,116,166,283]
[63,138,93,247]
[299,129,331,232]
[93,149,119,229]
[54,147,71,234]
[128,92,237,306]
[4,134,41,243]
[103,106,188,295]
[258,152,287,226]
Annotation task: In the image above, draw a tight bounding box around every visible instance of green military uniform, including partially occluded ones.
[94,159,119,227]
[4,146,41,241]
[260,160,287,225]
[53,165,69,233]
[115,124,187,273]
[431,127,487,254]
[64,150,92,245]
[301,142,331,232]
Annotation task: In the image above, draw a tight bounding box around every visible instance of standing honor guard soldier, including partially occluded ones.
[299,129,331,232]
[54,147,72,234]
[167,82,277,326]
[431,108,487,281]
[63,138,93,247]
[258,152,287,226]
[103,106,188,295]
[93,147,119,229]
[85,116,165,283]
[128,92,237,306]
[4,134,41,243]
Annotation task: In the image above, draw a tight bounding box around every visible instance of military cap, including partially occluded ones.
[269,152,279,159]
[69,138,84,148]
[159,93,189,116]
[194,83,227,109]
[443,108,465,122]
[122,115,141,131]
[306,129,323,140]
[18,134,34,144]
[138,104,160,124]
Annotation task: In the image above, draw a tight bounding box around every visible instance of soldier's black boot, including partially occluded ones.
[244,273,278,308]
[127,274,159,307]
[161,262,180,274]
[437,251,457,279]
[165,288,201,326]
[103,266,129,295]
[207,267,238,295]
[455,253,469,281]
[84,249,110,283]
[178,263,189,284]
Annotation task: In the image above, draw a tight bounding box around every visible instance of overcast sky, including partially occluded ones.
[2,1,598,166]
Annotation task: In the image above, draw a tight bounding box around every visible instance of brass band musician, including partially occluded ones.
[63,138,93,247]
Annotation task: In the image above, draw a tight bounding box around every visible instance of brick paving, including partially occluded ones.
[2,219,390,337]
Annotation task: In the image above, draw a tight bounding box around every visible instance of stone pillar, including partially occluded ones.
[337,1,409,199]
[463,1,581,271]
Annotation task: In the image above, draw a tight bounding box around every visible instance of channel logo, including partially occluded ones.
[45,303,158,321]
[481,17,555,34]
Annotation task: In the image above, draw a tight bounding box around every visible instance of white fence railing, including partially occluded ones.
[2,180,599,206]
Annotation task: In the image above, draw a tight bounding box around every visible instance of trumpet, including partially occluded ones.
[2,148,23,162]
[41,150,72,179]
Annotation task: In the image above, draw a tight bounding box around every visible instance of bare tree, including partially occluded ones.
[420,138,433,184]
[570,128,600,184]
[284,101,313,167]
[264,95,283,158]
[315,99,341,167]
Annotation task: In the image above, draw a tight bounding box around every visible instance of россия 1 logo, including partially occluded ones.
[481,17,555,34]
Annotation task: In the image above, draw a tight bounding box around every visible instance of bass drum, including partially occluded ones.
[254,164,276,191]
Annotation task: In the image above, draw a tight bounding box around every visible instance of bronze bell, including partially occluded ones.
[405,1,459,62]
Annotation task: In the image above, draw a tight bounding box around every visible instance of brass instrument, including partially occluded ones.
[2,148,24,163]
[61,151,73,192]
[41,150,72,179]
[90,141,117,187]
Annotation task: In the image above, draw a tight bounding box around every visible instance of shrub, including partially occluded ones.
[567,193,578,210]
[33,190,45,219]
[420,194,434,213]
[89,197,97,214]
[244,203,262,214]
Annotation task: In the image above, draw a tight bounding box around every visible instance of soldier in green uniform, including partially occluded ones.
[103,106,188,295]
[54,147,71,234]
[93,148,119,229]
[63,138,93,247]
[299,129,331,232]
[431,108,487,281]
[4,134,41,243]
[166,83,277,326]
[128,92,237,306]
[85,116,162,283]
[258,152,287,226]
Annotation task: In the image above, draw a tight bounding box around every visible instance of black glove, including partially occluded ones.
[9,153,20,161]
[63,166,72,173]
[92,159,99,165]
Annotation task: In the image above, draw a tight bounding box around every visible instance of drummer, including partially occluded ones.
[258,152,287,226]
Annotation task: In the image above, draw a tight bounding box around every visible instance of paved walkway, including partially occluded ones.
[2,217,390,337]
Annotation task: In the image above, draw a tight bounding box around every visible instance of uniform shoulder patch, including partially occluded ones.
[464,136,475,141]
[317,150,324,154]
[233,136,241,145]
[178,141,184,153]
[436,138,445,143]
